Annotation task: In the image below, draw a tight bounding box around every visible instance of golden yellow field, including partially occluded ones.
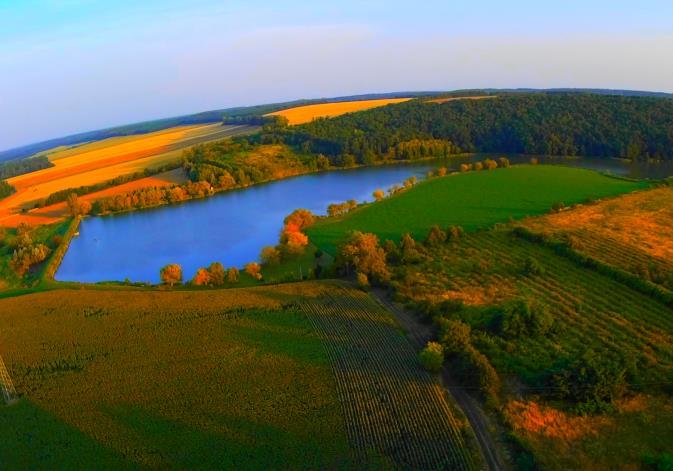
[2,169,188,226]
[0,124,250,226]
[266,98,412,125]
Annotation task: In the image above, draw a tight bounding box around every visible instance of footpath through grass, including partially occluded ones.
[307,165,649,254]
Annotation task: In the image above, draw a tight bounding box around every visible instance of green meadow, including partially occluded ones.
[307,165,649,253]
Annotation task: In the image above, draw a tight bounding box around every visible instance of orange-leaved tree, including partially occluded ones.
[160,264,182,286]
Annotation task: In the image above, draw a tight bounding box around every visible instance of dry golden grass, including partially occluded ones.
[521,186,673,266]
[427,96,497,104]
[505,400,607,442]
[505,395,673,470]
[266,98,412,125]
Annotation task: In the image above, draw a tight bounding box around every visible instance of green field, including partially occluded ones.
[0,285,353,469]
[306,166,649,253]
[0,282,476,469]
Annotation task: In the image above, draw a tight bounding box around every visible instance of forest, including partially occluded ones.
[0,180,15,199]
[261,94,673,162]
[0,155,53,179]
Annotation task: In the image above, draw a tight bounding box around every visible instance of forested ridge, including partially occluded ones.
[267,94,673,161]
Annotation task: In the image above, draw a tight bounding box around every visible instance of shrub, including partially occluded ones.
[551,201,566,213]
[642,453,673,471]
[226,267,240,283]
[337,231,390,282]
[474,162,484,171]
[498,157,511,168]
[496,299,553,338]
[437,167,448,176]
[446,225,464,242]
[403,176,417,189]
[425,225,447,247]
[439,319,472,354]
[530,157,539,165]
[283,209,316,230]
[316,154,330,170]
[372,189,385,201]
[455,346,500,402]
[419,342,444,373]
[356,272,370,290]
[160,264,182,286]
[260,246,281,265]
[483,158,498,170]
[523,256,545,276]
[459,163,470,172]
[245,262,263,280]
[551,350,627,413]
[192,268,211,286]
[208,262,225,286]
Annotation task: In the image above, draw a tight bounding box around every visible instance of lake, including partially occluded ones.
[56,156,673,283]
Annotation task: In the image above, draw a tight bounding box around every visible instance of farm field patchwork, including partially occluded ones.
[306,165,649,254]
[265,98,412,125]
[0,281,475,469]
[388,228,673,468]
[0,124,254,226]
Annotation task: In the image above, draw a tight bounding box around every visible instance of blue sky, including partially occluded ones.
[2,0,673,150]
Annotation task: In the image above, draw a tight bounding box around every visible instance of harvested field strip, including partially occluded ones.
[266,99,412,125]
[3,169,189,225]
[300,285,475,470]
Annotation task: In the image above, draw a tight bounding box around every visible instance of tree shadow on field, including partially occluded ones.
[0,399,134,469]
[226,309,331,367]
[103,404,356,470]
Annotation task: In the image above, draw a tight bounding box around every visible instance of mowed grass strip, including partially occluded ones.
[0,283,357,469]
[307,165,649,254]
[266,98,412,125]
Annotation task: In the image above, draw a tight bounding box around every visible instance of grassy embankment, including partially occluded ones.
[307,165,649,254]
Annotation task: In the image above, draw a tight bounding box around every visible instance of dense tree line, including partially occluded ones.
[92,181,212,214]
[182,139,313,187]
[0,155,53,179]
[0,180,15,199]
[42,163,181,207]
[262,94,673,161]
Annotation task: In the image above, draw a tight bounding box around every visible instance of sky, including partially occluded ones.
[2,0,673,151]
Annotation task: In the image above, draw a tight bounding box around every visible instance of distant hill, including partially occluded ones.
[2,88,671,163]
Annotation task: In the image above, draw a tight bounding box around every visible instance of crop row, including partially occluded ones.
[300,286,475,470]
[408,230,673,387]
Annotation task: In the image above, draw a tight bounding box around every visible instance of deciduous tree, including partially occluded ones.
[160,264,182,286]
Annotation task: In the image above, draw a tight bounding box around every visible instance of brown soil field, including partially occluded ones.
[266,98,412,125]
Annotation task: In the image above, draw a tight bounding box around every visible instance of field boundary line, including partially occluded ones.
[511,226,673,309]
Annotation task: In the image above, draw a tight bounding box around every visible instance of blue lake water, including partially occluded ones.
[56,156,673,283]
